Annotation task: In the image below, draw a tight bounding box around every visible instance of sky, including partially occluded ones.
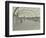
[13,7,40,17]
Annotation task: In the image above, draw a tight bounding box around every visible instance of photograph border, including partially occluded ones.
[5,1,45,37]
